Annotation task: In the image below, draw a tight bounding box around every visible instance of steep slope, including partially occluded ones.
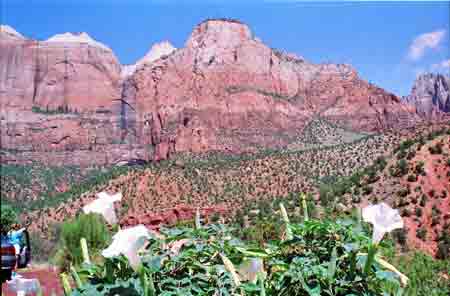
[403,73,450,118]
[356,129,450,257]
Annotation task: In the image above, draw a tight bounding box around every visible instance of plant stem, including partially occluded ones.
[301,193,309,221]
[60,273,72,296]
[80,237,91,264]
[280,203,293,240]
[70,265,83,289]
[364,243,377,275]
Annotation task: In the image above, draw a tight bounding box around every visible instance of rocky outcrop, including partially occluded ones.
[121,204,229,230]
[1,20,420,165]
[403,73,450,118]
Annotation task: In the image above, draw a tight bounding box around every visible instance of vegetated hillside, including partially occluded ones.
[0,118,360,206]
[0,164,103,206]
[351,128,450,258]
[23,123,448,251]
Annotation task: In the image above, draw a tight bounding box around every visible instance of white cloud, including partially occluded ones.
[407,30,446,61]
[430,59,450,72]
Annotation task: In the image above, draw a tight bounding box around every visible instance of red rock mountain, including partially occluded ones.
[1,20,420,165]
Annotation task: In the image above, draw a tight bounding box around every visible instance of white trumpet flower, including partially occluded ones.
[238,258,265,283]
[102,225,151,269]
[362,202,403,244]
[82,191,122,224]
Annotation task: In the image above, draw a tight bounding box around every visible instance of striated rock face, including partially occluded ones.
[0,29,122,112]
[1,20,420,165]
[403,73,450,118]
[0,27,130,165]
[125,19,419,159]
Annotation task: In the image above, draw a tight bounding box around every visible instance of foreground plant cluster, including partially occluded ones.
[64,205,408,296]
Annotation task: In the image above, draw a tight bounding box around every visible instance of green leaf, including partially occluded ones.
[234,246,270,258]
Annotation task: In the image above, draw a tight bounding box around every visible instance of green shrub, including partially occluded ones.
[366,168,380,184]
[362,185,373,195]
[415,161,426,176]
[29,226,60,263]
[374,156,387,171]
[397,149,408,159]
[397,187,410,198]
[387,252,450,296]
[407,174,418,182]
[0,204,17,233]
[392,229,407,248]
[436,227,450,260]
[319,184,333,207]
[395,139,415,153]
[428,142,443,154]
[56,213,111,270]
[406,150,416,160]
[416,227,427,240]
[419,195,428,207]
[391,159,409,177]
[401,208,411,217]
[415,207,423,217]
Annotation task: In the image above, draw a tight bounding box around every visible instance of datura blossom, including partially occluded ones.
[238,258,265,283]
[82,191,122,224]
[7,275,41,295]
[102,225,151,269]
[362,203,403,244]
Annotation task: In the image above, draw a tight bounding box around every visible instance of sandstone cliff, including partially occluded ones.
[0,27,131,165]
[124,19,419,160]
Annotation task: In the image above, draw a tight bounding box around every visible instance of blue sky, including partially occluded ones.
[1,0,449,96]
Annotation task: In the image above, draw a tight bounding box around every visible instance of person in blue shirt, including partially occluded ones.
[1,226,26,276]
[7,228,26,255]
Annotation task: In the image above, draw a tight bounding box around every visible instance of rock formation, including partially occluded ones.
[403,73,450,118]
[0,29,121,112]
[0,27,129,166]
[0,20,420,165]
[125,19,419,160]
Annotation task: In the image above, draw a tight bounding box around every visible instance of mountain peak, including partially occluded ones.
[45,32,111,51]
[0,24,25,39]
[121,41,176,78]
[186,18,253,49]
[143,41,176,63]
